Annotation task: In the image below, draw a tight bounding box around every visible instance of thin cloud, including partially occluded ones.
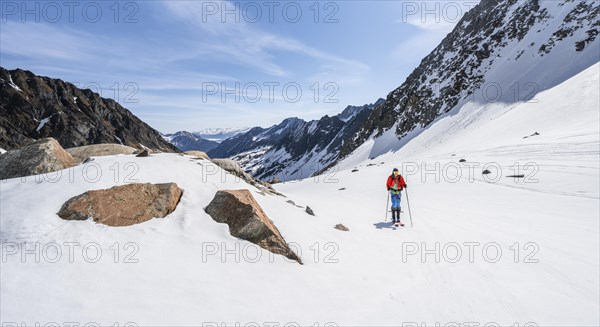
[160,0,370,77]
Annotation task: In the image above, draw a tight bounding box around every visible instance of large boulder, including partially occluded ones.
[65,143,137,163]
[0,138,76,180]
[184,150,210,160]
[57,183,183,227]
[205,189,302,264]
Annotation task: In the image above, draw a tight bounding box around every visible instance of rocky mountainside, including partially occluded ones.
[207,117,306,159]
[162,131,219,152]
[209,99,384,181]
[0,67,178,152]
[334,0,599,166]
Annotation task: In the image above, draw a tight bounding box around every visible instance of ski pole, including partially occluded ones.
[405,187,413,228]
[385,192,390,222]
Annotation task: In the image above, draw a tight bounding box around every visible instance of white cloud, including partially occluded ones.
[160,0,369,77]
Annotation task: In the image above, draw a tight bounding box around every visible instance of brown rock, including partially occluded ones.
[205,189,302,264]
[66,143,137,163]
[0,138,76,180]
[136,149,150,157]
[57,183,183,227]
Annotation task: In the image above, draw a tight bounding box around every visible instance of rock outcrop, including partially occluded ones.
[57,183,183,227]
[65,143,137,163]
[0,138,76,180]
[205,189,302,264]
[184,150,210,160]
[0,67,179,152]
[210,158,279,195]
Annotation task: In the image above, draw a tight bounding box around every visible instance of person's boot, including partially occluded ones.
[397,208,405,226]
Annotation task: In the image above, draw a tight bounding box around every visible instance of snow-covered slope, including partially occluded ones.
[278,61,600,325]
[338,0,600,165]
[195,127,251,143]
[1,62,598,325]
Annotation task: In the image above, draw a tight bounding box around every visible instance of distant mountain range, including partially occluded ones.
[203,100,384,181]
[163,100,384,181]
[161,131,220,152]
[161,127,250,152]
[194,127,251,142]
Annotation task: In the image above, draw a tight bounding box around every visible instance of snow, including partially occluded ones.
[195,127,250,135]
[35,114,55,132]
[0,148,6,154]
[194,127,251,142]
[1,63,598,326]
[114,136,123,145]
[7,73,22,92]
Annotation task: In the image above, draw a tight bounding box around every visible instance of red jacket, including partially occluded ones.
[386,174,406,191]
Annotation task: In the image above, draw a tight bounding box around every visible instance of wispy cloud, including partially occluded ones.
[160,0,369,77]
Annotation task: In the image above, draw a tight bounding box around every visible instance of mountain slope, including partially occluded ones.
[209,99,383,181]
[1,61,598,326]
[208,117,306,159]
[335,0,599,166]
[276,62,600,325]
[0,67,178,152]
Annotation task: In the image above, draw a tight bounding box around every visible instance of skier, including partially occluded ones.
[386,168,407,227]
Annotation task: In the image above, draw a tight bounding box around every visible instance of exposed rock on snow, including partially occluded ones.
[305,206,315,216]
[334,224,349,231]
[184,150,210,160]
[205,189,302,264]
[136,149,150,157]
[66,144,137,163]
[482,169,492,175]
[0,138,76,180]
[57,183,183,227]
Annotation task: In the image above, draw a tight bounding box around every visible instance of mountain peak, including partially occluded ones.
[0,66,178,152]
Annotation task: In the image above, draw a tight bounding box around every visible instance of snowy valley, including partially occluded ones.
[1,0,599,326]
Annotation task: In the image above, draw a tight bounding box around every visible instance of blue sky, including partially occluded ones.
[0,0,478,133]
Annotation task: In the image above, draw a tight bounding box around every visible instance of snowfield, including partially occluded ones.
[1,68,599,326]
